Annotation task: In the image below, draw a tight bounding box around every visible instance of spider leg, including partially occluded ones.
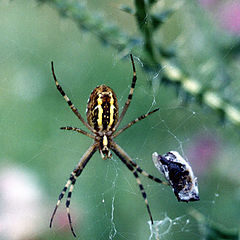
[111,142,168,185]
[60,126,95,139]
[111,142,154,224]
[66,180,77,237]
[50,143,98,237]
[127,159,168,186]
[113,108,160,138]
[134,170,153,224]
[51,62,95,133]
[49,175,73,227]
[114,54,137,131]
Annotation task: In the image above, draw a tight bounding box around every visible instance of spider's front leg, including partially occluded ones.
[111,141,154,224]
[111,136,167,185]
[50,143,98,237]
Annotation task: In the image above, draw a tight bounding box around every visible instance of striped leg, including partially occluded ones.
[51,62,94,133]
[113,108,160,138]
[111,142,153,224]
[49,172,76,228]
[127,159,168,186]
[114,54,137,131]
[133,170,153,224]
[111,142,168,186]
[66,180,77,237]
[50,143,98,237]
[60,126,94,139]
[64,148,96,238]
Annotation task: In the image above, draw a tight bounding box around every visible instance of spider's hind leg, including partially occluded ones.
[51,61,94,133]
[114,54,137,131]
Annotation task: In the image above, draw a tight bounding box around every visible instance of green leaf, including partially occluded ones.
[149,0,158,6]
[120,4,135,15]
[152,10,174,30]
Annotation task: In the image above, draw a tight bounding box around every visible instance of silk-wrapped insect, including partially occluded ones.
[152,151,199,202]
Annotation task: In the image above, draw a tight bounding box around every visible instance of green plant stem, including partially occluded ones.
[36,0,240,126]
[134,0,159,64]
[190,209,239,240]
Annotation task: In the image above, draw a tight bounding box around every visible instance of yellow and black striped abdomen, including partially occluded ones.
[86,85,119,132]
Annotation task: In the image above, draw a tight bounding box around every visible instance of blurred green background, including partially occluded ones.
[1,0,240,239]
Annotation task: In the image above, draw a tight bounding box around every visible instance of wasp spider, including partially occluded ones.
[49,55,167,237]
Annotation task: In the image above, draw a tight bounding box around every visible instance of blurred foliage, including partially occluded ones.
[191,209,239,240]
[1,0,240,240]
[36,0,240,127]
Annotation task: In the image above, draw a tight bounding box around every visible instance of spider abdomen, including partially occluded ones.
[87,85,119,132]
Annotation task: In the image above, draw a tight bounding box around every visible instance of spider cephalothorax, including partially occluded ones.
[50,54,166,237]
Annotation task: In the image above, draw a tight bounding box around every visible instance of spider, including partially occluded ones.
[49,54,167,237]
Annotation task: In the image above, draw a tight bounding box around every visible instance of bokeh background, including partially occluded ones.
[1,0,240,239]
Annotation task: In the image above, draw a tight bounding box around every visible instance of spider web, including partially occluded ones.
[0,0,240,240]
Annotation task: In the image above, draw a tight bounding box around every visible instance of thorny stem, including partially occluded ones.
[134,0,160,64]
[35,0,240,127]
[190,209,239,239]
